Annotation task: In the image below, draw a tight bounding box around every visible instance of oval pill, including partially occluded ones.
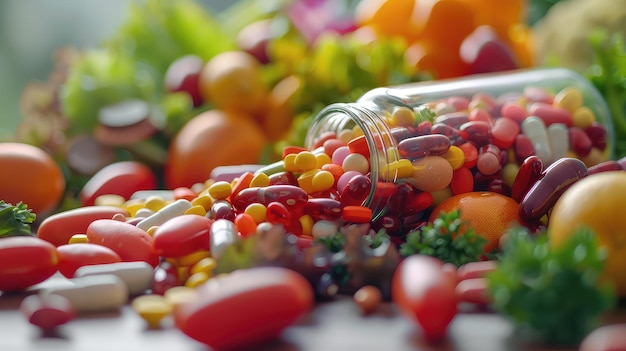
[74,261,154,296]
[42,275,129,313]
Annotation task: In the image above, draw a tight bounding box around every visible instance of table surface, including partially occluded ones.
[0,275,614,351]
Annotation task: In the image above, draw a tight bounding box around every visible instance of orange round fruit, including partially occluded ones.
[548,171,626,296]
[165,109,268,189]
[198,51,268,116]
[429,191,522,254]
[0,142,65,215]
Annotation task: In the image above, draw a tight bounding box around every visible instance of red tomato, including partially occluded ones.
[0,236,58,292]
[56,243,122,278]
[152,215,214,258]
[79,161,158,206]
[174,266,314,350]
[0,142,65,215]
[392,255,458,342]
[86,219,159,267]
[37,206,129,246]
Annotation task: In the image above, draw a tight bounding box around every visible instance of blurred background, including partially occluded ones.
[0,0,230,140]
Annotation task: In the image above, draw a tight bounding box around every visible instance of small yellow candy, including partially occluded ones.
[191,194,213,211]
[299,215,314,237]
[315,153,332,168]
[94,194,125,207]
[294,151,317,172]
[184,205,207,216]
[283,153,298,172]
[144,196,168,212]
[190,257,217,275]
[208,181,232,200]
[312,170,335,192]
[250,172,270,188]
[131,294,173,329]
[68,234,88,244]
[391,106,415,127]
[554,86,583,113]
[245,203,267,223]
[185,272,209,288]
[146,226,159,236]
[572,106,596,129]
[442,145,465,170]
[177,250,210,267]
[124,200,145,217]
[380,159,413,181]
[164,286,197,308]
[297,169,319,194]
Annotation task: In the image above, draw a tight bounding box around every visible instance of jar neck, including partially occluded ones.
[306,102,399,219]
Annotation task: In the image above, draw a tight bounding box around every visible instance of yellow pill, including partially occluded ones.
[250,172,270,188]
[297,169,319,194]
[299,215,314,237]
[502,163,519,188]
[572,106,596,129]
[68,234,88,244]
[146,226,159,236]
[338,129,355,144]
[312,170,335,192]
[391,106,415,127]
[294,151,317,172]
[442,145,465,170]
[177,266,190,284]
[191,194,213,211]
[164,286,197,308]
[177,250,210,267]
[94,194,125,207]
[245,203,267,223]
[185,205,207,216]
[144,196,168,212]
[124,200,145,217]
[208,181,232,200]
[185,272,209,288]
[315,153,332,168]
[131,294,172,329]
[190,257,217,275]
[554,86,583,113]
[380,159,413,181]
[283,153,298,172]
[385,147,400,162]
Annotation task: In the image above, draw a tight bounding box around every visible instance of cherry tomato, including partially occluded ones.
[0,142,65,215]
[37,206,129,246]
[392,255,457,342]
[173,266,314,350]
[56,243,122,278]
[0,236,58,292]
[79,161,158,206]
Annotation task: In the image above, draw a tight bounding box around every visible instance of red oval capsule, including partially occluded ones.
[519,157,588,222]
[569,126,593,157]
[230,185,308,213]
[491,117,519,150]
[398,134,451,159]
[459,121,491,147]
[304,198,343,220]
[510,155,543,203]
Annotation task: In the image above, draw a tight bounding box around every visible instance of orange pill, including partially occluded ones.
[230,172,254,198]
[353,285,382,315]
[234,213,257,238]
[341,205,372,223]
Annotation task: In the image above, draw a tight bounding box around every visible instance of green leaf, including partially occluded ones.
[0,201,36,237]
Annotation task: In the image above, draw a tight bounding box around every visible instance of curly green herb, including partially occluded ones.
[0,201,36,237]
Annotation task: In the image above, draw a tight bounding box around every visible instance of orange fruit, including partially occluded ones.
[199,51,268,116]
[429,191,521,254]
[164,109,268,189]
[548,171,626,296]
[0,142,65,215]
[354,0,418,42]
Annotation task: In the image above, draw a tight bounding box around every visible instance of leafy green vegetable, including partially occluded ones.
[316,232,346,253]
[0,201,36,237]
[488,226,615,346]
[399,209,488,267]
[586,31,626,159]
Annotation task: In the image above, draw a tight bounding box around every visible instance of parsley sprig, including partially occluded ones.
[487,226,615,346]
[399,209,488,267]
[0,201,37,237]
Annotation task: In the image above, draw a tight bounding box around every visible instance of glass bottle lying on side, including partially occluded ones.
[302,68,614,221]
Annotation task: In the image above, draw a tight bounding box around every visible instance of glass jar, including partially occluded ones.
[304,68,614,221]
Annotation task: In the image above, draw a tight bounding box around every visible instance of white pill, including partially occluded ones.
[210,219,238,260]
[134,208,156,218]
[74,261,154,296]
[136,199,192,231]
[312,220,340,239]
[42,275,128,313]
[521,116,552,164]
[547,123,569,165]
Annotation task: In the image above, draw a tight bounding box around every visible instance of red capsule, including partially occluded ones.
[152,261,180,295]
[434,112,469,128]
[519,157,588,222]
[460,121,491,147]
[304,198,343,220]
[373,215,403,236]
[588,160,623,175]
[398,134,451,159]
[514,134,535,165]
[584,122,608,151]
[510,155,543,203]
[266,201,302,236]
[405,191,434,215]
[387,182,415,215]
[491,117,519,150]
[209,200,236,221]
[568,127,593,157]
[268,171,298,186]
[459,142,478,169]
[450,166,474,195]
[431,123,462,145]
[230,185,308,212]
[339,174,372,207]
[528,102,572,127]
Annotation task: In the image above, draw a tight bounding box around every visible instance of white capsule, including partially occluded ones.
[312,220,340,239]
[547,123,569,165]
[136,199,192,231]
[74,261,154,296]
[42,275,128,313]
[521,116,552,164]
[210,219,238,260]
